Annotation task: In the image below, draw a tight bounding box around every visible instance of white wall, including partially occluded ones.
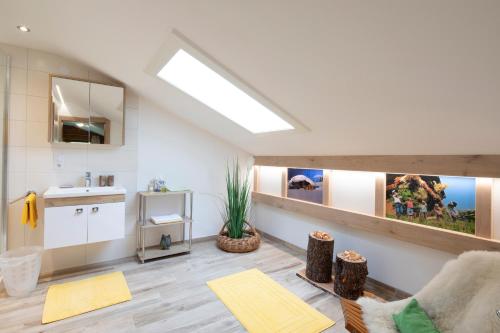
[1,43,252,274]
[5,1,499,156]
[255,204,455,294]
[2,41,496,286]
[137,99,252,239]
[256,169,456,294]
[0,44,252,273]
[1,44,138,274]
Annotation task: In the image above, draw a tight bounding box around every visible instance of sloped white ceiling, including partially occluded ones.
[1,0,499,155]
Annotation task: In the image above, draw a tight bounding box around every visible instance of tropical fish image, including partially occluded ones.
[287,168,323,204]
[386,174,476,234]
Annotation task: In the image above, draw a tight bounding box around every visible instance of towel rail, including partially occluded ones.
[9,191,37,205]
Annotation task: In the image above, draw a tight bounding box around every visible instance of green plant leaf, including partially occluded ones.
[224,158,250,239]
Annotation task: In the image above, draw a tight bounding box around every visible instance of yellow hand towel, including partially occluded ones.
[21,192,38,229]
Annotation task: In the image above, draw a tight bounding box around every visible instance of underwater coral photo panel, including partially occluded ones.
[287,168,323,204]
[386,174,476,234]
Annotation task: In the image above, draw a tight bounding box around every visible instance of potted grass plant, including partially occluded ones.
[216,160,260,253]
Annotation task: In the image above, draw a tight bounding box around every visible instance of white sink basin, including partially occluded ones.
[43,186,127,199]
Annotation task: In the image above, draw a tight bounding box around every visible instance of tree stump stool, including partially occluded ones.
[334,250,368,300]
[306,231,334,283]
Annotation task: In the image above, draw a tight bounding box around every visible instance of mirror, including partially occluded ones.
[51,77,90,144]
[90,83,124,145]
[50,76,124,145]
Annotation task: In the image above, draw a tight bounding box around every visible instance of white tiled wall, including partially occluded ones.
[1,43,139,274]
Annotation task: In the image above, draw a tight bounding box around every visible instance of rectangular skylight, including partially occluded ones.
[157,49,294,134]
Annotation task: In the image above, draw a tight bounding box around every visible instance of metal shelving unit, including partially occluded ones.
[136,190,193,263]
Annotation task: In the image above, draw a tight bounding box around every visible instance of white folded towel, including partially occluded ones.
[150,214,183,224]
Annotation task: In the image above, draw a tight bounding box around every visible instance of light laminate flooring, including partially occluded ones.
[0,237,348,333]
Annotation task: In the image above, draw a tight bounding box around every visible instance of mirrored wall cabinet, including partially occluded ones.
[49,75,125,146]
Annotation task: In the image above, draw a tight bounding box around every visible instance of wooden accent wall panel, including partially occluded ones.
[476,178,493,238]
[254,155,500,178]
[374,173,386,217]
[281,168,288,197]
[322,170,332,206]
[45,194,125,207]
[252,191,500,255]
[253,166,261,192]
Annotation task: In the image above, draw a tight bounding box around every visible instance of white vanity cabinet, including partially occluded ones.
[88,202,125,243]
[43,186,126,250]
[44,205,88,249]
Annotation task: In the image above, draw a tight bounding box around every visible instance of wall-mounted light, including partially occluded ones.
[17,25,30,32]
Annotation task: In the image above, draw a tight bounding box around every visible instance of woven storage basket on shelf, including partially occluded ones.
[217,222,261,253]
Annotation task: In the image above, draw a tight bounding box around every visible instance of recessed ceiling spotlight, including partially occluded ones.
[17,25,30,32]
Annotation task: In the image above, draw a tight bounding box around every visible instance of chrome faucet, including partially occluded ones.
[85,171,91,187]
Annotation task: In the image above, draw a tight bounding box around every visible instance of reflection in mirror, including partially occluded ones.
[90,83,124,145]
[51,77,90,143]
[60,117,90,143]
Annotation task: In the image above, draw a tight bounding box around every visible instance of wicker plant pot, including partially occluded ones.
[217,222,261,253]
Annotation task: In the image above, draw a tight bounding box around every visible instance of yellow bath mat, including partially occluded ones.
[207,268,335,333]
[42,271,132,324]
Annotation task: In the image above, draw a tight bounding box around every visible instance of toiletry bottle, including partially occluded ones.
[85,171,91,187]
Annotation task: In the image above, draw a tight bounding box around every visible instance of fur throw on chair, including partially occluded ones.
[358,251,500,333]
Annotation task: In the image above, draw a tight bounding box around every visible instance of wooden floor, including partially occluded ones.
[0,237,350,333]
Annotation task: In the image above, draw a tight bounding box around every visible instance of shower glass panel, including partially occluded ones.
[0,52,8,253]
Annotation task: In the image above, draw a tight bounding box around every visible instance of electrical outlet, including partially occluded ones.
[55,154,64,168]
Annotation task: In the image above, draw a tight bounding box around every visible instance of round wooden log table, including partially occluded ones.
[305,231,334,283]
[334,250,368,300]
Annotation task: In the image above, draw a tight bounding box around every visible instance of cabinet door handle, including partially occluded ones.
[75,208,83,214]
[92,207,99,213]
